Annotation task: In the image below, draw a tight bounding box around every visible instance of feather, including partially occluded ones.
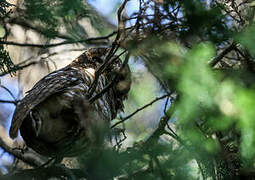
[9,67,85,138]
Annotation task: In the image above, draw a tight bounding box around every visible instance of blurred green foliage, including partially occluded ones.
[24,0,90,38]
[76,0,255,178]
[2,0,255,179]
[236,25,255,55]
[181,0,229,43]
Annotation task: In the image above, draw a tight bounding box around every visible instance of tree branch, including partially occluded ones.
[0,31,117,48]
[0,138,43,167]
[209,43,236,67]
[1,165,86,180]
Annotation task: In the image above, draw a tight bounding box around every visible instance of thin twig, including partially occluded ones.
[0,61,38,77]
[0,99,19,105]
[0,31,117,48]
[0,85,17,100]
[87,49,126,98]
[89,52,130,103]
[111,94,169,128]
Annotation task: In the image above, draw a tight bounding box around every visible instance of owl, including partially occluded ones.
[9,48,131,157]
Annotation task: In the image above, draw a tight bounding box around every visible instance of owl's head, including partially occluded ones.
[72,47,131,109]
[86,47,109,66]
[87,48,123,71]
[86,48,131,92]
[71,48,107,68]
[73,48,124,70]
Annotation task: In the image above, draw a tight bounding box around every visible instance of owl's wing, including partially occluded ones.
[9,66,86,139]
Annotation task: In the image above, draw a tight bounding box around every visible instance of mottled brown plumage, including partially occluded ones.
[9,48,131,157]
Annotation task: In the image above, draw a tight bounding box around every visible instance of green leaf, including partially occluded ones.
[250,1,255,7]
[0,24,5,38]
[235,90,255,160]
[178,43,216,123]
[0,45,16,75]
[236,25,255,55]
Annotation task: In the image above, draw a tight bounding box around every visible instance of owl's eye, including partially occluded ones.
[92,57,104,64]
